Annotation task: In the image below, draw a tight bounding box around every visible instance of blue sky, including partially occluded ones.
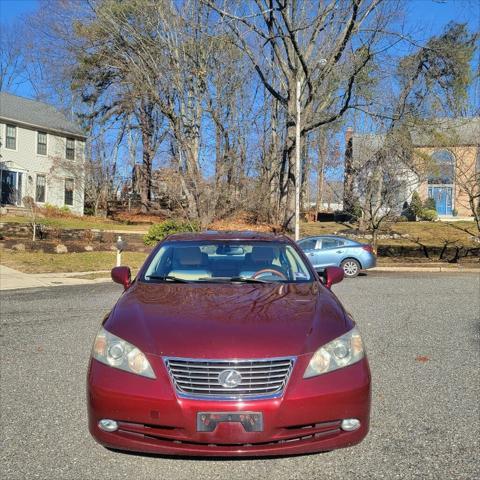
[2,0,478,28]
[1,0,478,182]
[0,0,37,23]
[1,0,478,101]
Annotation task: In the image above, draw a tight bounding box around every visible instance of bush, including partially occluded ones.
[396,215,409,222]
[419,209,438,221]
[350,200,363,220]
[409,191,423,218]
[423,197,436,211]
[144,219,200,245]
[42,203,72,217]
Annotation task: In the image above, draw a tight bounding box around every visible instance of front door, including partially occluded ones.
[0,170,22,206]
[428,186,453,216]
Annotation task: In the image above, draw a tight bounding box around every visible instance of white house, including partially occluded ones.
[0,92,86,215]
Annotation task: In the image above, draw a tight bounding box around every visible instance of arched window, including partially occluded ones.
[428,150,455,185]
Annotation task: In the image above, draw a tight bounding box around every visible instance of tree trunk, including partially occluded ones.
[316,130,327,214]
[343,128,355,213]
[282,96,298,231]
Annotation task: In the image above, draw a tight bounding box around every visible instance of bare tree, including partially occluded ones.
[0,23,29,92]
[204,0,395,229]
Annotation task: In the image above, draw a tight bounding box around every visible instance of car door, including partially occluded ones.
[298,238,321,268]
[313,238,344,269]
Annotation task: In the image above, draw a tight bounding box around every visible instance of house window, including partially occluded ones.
[36,175,46,203]
[66,138,75,160]
[6,124,16,149]
[428,150,455,185]
[37,132,47,155]
[64,178,74,206]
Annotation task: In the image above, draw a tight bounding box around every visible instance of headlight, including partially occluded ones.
[92,327,156,379]
[303,326,364,378]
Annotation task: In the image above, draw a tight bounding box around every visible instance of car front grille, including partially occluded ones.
[164,357,295,400]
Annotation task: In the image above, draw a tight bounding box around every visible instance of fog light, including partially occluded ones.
[341,418,361,432]
[98,419,118,432]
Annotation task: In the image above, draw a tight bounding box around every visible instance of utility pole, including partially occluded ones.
[295,77,301,241]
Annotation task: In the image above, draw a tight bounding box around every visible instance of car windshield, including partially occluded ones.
[142,240,313,283]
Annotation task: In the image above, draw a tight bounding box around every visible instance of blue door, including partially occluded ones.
[428,186,453,216]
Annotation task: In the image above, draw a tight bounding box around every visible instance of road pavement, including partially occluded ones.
[1,272,479,479]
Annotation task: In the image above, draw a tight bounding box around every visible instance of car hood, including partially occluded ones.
[105,281,348,358]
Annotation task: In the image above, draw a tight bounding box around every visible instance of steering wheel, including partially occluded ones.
[252,268,287,281]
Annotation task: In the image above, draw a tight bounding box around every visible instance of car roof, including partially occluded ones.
[166,230,291,242]
[300,234,359,243]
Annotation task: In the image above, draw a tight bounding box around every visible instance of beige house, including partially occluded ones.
[0,92,86,215]
[345,118,480,218]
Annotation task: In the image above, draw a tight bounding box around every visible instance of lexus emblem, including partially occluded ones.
[218,369,242,388]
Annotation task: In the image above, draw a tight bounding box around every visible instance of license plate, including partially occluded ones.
[197,412,263,432]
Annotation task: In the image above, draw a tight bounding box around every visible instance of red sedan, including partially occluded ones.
[87,231,371,457]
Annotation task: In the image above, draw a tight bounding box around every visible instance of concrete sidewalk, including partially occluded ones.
[0,265,110,291]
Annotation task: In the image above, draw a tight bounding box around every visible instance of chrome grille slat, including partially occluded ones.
[167,362,292,369]
[178,385,284,392]
[176,379,284,387]
[171,368,290,375]
[164,356,295,400]
[175,373,285,381]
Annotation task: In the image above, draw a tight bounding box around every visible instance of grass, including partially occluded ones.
[0,251,148,274]
[0,214,150,232]
[300,220,478,247]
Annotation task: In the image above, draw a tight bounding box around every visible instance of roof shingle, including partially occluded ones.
[0,92,86,138]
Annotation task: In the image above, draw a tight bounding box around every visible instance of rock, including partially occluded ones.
[55,244,68,254]
[0,207,7,215]
[84,245,94,252]
[13,243,26,251]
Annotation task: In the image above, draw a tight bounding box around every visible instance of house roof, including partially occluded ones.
[351,117,480,162]
[0,92,86,138]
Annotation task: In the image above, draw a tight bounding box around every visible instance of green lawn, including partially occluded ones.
[300,220,478,247]
[0,251,148,273]
[0,214,150,232]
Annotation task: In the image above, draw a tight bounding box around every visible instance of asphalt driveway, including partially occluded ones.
[1,272,479,479]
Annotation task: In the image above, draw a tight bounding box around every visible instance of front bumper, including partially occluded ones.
[87,354,371,457]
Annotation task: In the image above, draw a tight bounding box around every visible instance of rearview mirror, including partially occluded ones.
[323,266,344,289]
[111,266,131,290]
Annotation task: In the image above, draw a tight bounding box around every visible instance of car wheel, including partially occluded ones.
[341,258,360,278]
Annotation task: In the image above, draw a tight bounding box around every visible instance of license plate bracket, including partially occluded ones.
[197,412,263,432]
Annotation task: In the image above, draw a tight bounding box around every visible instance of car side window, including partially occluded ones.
[321,239,339,249]
[299,239,317,250]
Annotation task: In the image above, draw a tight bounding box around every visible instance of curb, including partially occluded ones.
[372,266,480,273]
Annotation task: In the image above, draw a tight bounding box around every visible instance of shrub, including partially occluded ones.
[396,215,409,222]
[350,200,363,220]
[419,209,438,221]
[144,219,200,246]
[423,197,436,211]
[43,203,72,217]
[409,191,423,218]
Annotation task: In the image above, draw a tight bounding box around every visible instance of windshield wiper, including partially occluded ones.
[196,276,271,284]
[229,276,271,284]
[145,275,190,283]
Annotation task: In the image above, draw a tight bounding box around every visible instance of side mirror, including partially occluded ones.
[323,266,344,289]
[111,266,131,290]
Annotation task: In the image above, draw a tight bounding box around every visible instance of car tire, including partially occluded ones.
[341,258,361,278]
